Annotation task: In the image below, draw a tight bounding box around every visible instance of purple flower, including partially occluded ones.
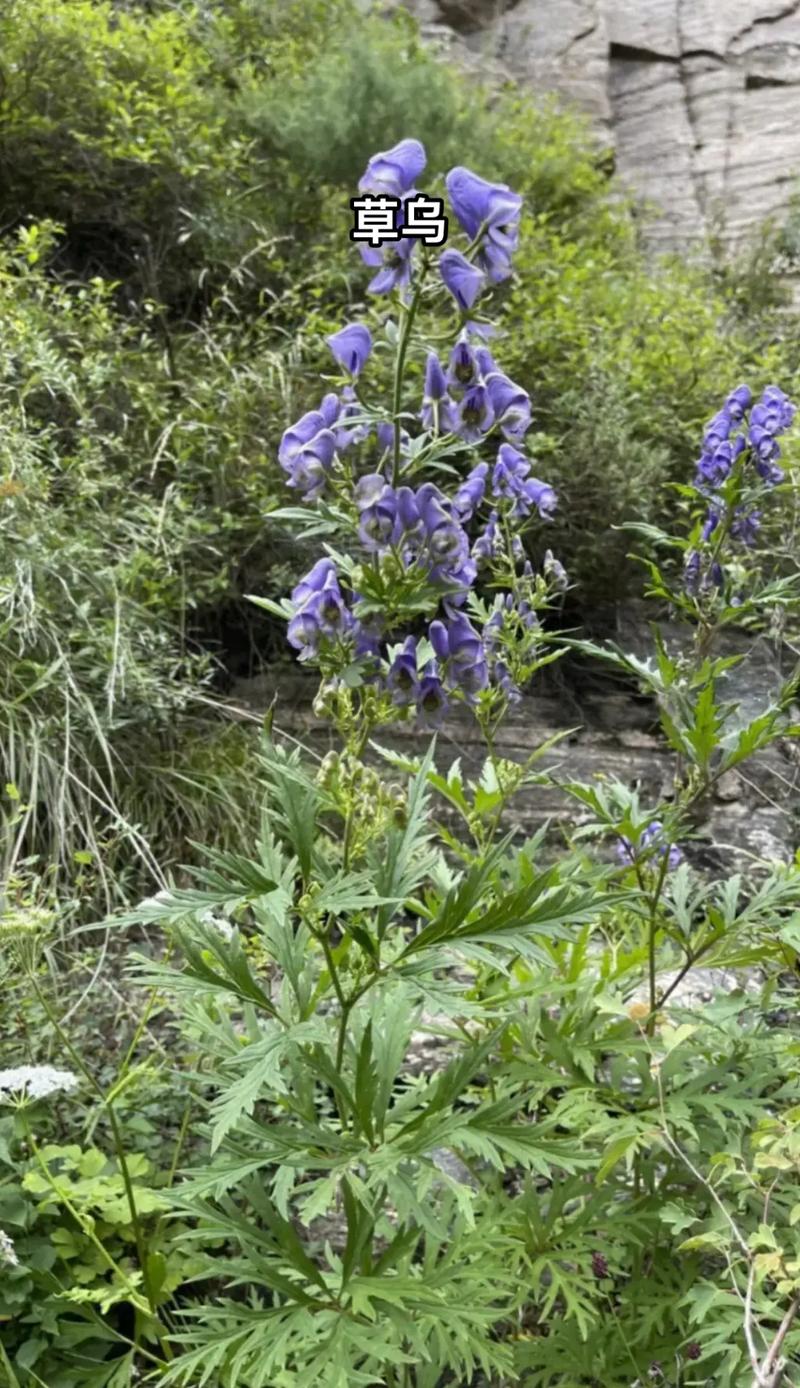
[755,455,785,487]
[617,821,683,870]
[417,662,448,726]
[493,658,521,704]
[524,479,557,519]
[326,323,373,377]
[286,608,322,659]
[752,385,795,435]
[422,352,457,433]
[517,599,539,631]
[473,509,502,563]
[700,509,720,542]
[447,340,480,392]
[492,444,557,519]
[287,559,350,657]
[359,139,426,197]
[731,507,761,546]
[695,436,745,488]
[725,384,752,421]
[278,408,336,499]
[454,383,494,442]
[360,234,416,295]
[445,166,522,282]
[485,369,531,441]
[703,408,732,452]
[444,613,488,697]
[453,462,489,521]
[492,443,527,496]
[439,249,486,311]
[358,483,399,551]
[417,485,468,566]
[387,636,419,704]
[684,549,701,595]
[331,387,368,450]
[544,549,568,591]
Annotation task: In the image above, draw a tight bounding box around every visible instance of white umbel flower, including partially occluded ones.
[0,1065,78,1102]
[0,1228,18,1267]
[198,909,234,942]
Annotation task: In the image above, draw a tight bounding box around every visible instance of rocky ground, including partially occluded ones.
[228,611,800,874]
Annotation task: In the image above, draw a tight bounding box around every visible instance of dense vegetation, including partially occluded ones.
[1,3,800,1386]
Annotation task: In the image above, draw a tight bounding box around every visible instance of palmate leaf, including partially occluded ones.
[403,870,613,960]
[258,741,324,882]
[370,741,439,939]
[208,1019,323,1151]
[313,870,397,917]
[105,851,278,928]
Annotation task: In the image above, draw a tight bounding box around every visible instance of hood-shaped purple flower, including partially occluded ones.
[447,339,480,393]
[439,249,486,311]
[421,351,457,433]
[453,462,488,521]
[387,636,419,705]
[357,482,400,552]
[695,435,745,488]
[360,234,416,295]
[703,408,732,452]
[428,620,450,662]
[446,166,522,240]
[521,476,557,519]
[485,370,531,441]
[279,408,337,498]
[492,443,528,497]
[445,166,522,282]
[492,444,556,518]
[544,549,569,592]
[287,559,350,656]
[731,507,761,546]
[725,384,752,422]
[759,384,795,431]
[454,383,494,442]
[359,138,426,197]
[279,408,331,468]
[417,661,448,727]
[326,323,373,377]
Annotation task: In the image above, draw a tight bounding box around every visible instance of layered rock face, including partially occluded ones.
[399,0,800,250]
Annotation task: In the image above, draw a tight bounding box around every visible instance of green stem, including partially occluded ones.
[0,1339,22,1388]
[646,849,671,1036]
[23,1119,143,1308]
[391,266,428,485]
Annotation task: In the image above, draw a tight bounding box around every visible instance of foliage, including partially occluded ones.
[1,128,795,1388]
[0,224,271,905]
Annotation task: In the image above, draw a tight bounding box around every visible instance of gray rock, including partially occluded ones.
[395,0,800,250]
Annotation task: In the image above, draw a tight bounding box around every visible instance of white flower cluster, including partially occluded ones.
[0,1227,18,1267]
[0,1065,79,1102]
[198,909,234,942]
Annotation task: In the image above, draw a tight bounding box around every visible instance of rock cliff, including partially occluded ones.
[400,0,800,250]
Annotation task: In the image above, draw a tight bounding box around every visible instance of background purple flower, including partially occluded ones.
[359,138,426,197]
[326,323,372,377]
[439,249,486,311]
